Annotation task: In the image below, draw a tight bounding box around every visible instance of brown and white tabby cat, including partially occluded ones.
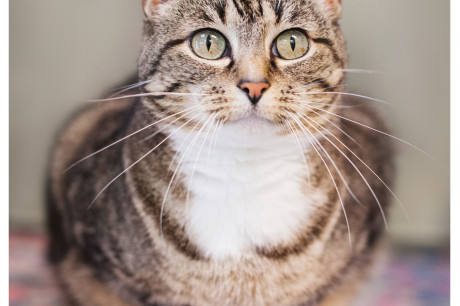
[47,0,394,305]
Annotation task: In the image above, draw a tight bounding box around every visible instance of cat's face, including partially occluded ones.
[138,0,346,135]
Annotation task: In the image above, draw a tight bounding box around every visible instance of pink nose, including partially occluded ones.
[238,80,270,105]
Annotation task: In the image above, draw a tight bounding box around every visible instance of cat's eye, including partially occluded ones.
[274,30,309,60]
[191,30,227,60]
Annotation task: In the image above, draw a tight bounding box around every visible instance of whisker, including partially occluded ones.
[304,105,439,163]
[283,120,311,183]
[108,80,152,98]
[65,103,206,172]
[166,122,198,174]
[287,111,363,208]
[89,113,202,208]
[295,104,361,147]
[322,84,347,91]
[340,68,384,75]
[141,108,203,142]
[288,83,346,94]
[287,99,363,108]
[287,79,347,97]
[292,92,390,105]
[212,118,226,157]
[303,107,410,223]
[301,113,389,229]
[284,111,352,247]
[85,92,211,103]
[207,118,223,161]
[159,115,212,238]
[185,114,218,207]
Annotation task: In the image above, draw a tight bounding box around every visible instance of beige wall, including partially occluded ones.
[10,1,449,247]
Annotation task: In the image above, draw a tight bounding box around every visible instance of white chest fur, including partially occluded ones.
[169,120,315,260]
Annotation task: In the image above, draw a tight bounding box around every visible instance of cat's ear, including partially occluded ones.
[322,0,342,20]
[143,0,162,18]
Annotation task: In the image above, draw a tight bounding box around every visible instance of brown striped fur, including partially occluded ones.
[48,1,393,305]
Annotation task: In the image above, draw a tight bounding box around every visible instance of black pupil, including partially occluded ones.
[206,35,212,51]
[290,36,296,51]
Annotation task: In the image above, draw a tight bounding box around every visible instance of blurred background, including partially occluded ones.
[10,0,450,247]
[10,0,449,304]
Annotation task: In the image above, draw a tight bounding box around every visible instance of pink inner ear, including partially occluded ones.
[326,0,342,7]
[143,0,161,10]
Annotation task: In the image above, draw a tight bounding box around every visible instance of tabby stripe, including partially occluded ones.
[132,167,204,261]
[199,10,214,23]
[231,0,245,18]
[274,0,284,23]
[256,208,332,260]
[166,82,182,92]
[215,1,227,23]
[311,78,331,90]
[258,0,264,16]
[269,58,279,72]
[227,59,235,70]
[146,38,186,77]
[150,82,183,100]
[289,11,299,22]
[240,0,256,22]
[312,37,344,66]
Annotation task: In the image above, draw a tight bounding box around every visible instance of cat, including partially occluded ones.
[47,0,394,305]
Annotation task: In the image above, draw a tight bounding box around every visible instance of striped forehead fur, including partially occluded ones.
[138,0,347,134]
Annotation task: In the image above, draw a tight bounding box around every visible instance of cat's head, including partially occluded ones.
[138,0,346,136]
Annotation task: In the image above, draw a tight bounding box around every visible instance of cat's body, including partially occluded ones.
[48,1,393,305]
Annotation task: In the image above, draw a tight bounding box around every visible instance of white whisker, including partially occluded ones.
[185,114,218,207]
[287,99,362,108]
[89,113,201,208]
[305,105,439,163]
[303,105,410,222]
[288,111,364,208]
[108,80,152,98]
[85,92,211,103]
[212,119,226,157]
[284,111,352,247]
[207,117,222,161]
[296,104,361,147]
[65,104,206,172]
[284,120,311,183]
[301,113,389,229]
[292,92,390,105]
[159,115,211,238]
[340,68,384,75]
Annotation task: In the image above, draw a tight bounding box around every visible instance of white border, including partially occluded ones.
[3,1,453,304]
[3,0,9,303]
[451,0,456,304]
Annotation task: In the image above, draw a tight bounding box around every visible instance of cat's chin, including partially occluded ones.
[229,112,277,135]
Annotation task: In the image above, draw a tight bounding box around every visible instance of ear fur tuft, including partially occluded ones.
[323,0,342,20]
[143,0,162,18]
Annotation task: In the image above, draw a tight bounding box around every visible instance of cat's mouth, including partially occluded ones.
[230,109,275,129]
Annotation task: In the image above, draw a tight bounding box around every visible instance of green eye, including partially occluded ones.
[275,30,309,60]
[191,30,227,60]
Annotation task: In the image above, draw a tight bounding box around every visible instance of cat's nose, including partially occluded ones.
[238,79,270,105]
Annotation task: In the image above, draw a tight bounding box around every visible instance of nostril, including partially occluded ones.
[238,79,270,105]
